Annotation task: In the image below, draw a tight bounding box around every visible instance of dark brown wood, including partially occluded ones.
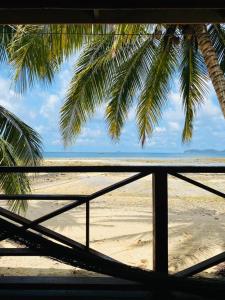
[176,250,225,277]
[1,1,225,9]
[152,171,168,273]
[0,248,55,256]
[0,276,144,289]
[86,201,90,249]
[170,172,225,199]
[0,9,224,24]
[1,275,225,300]
[0,165,225,173]
[0,1,225,24]
[0,194,87,200]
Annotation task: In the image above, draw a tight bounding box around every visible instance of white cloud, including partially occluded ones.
[40,94,59,118]
[0,77,23,113]
[95,104,106,120]
[164,91,183,123]
[155,126,166,134]
[51,138,62,146]
[199,96,221,118]
[80,127,102,138]
[76,137,102,146]
[168,121,180,131]
[28,111,38,120]
[34,125,45,134]
[128,107,136,121]
[169,90,181,106]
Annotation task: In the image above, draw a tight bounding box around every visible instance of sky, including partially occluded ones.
[0,57,225,153]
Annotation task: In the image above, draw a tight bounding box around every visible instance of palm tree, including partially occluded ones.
[6,24,225,145]
[0,26,42,214]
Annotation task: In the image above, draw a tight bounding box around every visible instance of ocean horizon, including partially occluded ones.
[43,151,225,159]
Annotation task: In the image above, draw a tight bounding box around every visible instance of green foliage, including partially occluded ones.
[60,34,116,145]
[180,36,208,141]
[0,106,42,165]
[0,107,42,214]
[6,24,225,147]
[208,24,225,74]
[137,27,178,145]
[0,139,30,214]
[106,38,155,140]
[9,25,111,93]
[0,25,43,213]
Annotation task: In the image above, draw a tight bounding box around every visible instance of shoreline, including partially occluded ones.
[41,156,225,166]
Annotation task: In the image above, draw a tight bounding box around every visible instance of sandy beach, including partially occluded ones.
[0,157,225,278]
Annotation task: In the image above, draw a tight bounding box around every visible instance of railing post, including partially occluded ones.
[152,170,168,273]
[86,201,90,249]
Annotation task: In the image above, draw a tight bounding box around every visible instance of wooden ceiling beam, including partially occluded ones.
[0,9,224,24]
[0,1,224,24]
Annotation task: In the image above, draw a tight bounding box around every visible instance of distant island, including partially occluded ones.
[184,149,225,154]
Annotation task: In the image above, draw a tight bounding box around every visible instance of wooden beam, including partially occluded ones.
[0,165,224,173]
[152,171,168,273]
[0,1,225,9]
[0,9,224,24]
[86,201,90,249]
[0,248,54,256]
[0,276,149,300]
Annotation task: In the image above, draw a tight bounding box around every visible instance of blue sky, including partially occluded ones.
[0,57,225,153]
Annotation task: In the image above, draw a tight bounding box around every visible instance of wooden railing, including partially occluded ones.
[0,165,225,293]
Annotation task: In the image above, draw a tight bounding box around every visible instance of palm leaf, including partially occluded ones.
[9,25,61,93]
[137,27,178,145]
[60,34,117,145]
[110,24,151,57]
[208,24,225,74]
[0,139,31,214]
[106,38,155,139]
[180,36,208,141]
[0,106,42,165]
[9,24,111,93]
[0,25,16,62]
[0,107,42,214]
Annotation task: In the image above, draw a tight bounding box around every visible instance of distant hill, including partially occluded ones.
[184,149,225,154]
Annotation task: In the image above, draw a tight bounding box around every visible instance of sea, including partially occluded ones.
[43,151,225,160]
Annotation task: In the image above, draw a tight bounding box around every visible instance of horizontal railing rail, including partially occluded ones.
[0,165,224,280]
[0,165,224,172]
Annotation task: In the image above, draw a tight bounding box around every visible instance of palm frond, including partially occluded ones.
[110,24,151,56]
[137,27,178,145]
[180,36,208,141]
[0,106,42,165]
[208,24,225,74]
[40,24,112,59]
[106,38,155,139]
[0,107,42,214]
[9,24,111,93]
[0,139,31,214]
[60,34,117,145]
[0,25,16,62]
[9,25,60,93]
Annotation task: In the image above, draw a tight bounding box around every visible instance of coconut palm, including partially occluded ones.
[0,25,42,214]
[7,24,225,145]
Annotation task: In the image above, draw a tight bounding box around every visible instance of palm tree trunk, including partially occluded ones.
[194,24,225,118]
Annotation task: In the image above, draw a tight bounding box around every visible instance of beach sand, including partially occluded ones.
[0,157,225,278]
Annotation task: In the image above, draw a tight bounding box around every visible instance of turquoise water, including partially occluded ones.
[43,151,225,159]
